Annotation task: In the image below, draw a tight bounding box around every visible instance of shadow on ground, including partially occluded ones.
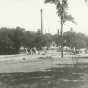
[0,64,88,88]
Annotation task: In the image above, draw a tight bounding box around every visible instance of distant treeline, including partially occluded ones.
[54,30,88,49]
[0,27,53,55]
[0,27,88,55]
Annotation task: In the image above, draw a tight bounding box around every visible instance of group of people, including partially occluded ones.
[24,47,39,55]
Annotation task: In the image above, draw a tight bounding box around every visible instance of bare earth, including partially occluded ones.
[0,51,88,73]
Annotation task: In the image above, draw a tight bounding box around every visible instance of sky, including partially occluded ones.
[0,0,88,35]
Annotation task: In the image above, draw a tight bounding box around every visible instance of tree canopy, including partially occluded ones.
[0,27,53,55]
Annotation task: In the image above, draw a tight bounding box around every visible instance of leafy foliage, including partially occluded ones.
[0,27,24,54]
[45,0,74,23]
[0,26,88,55]
[0,28,53,55]
[63,30,88,49]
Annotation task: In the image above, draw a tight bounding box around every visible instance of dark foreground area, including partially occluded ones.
[0,64,88,88]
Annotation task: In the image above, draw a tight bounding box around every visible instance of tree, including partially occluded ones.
[63,29,76,48]
[53,33,60,46]
[32,30,46,50]
[63,30,88,50]
[43,33,53,48]
[22,31,37,48]
[7,27,25,54]
[45,0,74,57]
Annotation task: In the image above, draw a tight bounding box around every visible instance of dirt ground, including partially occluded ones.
[0,51,88,73]
[0,51,88,88]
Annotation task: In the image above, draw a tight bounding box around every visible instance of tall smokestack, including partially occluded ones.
[40,8,43,34]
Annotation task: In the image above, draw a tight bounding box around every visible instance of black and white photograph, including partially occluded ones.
[0,0,88,88]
